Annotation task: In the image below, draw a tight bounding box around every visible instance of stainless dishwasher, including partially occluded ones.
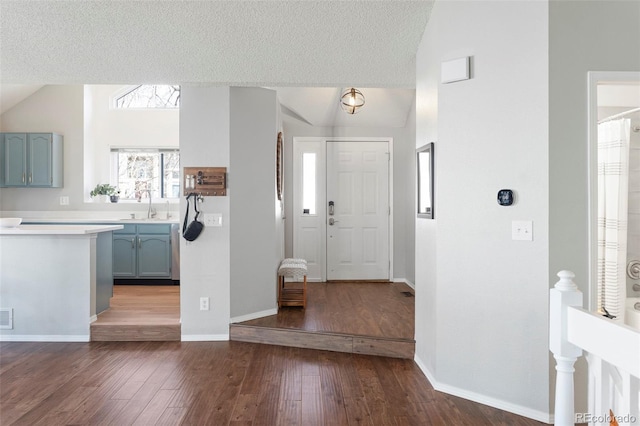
[170,223,180,281]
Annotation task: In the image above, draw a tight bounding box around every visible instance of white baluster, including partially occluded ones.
[550,270,584,426]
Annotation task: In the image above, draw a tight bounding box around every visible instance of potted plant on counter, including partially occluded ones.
[90,183,119,203]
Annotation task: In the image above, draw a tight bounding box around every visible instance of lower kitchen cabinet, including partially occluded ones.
[113,232,137,277]
[113,224,172,279]
[138,234,171,277]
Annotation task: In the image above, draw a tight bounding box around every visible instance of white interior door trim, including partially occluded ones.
[292,137,326,281]
[292,136,393,282]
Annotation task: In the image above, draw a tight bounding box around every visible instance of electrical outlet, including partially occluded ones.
[200,297,209,311]
[59,196,69,205]
[512,220,533,241]
[204,213,223,227]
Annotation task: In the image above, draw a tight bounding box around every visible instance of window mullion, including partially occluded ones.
[160,153,165,198]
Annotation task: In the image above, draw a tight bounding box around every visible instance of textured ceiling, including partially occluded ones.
[0,1,433,87]
[0,1,432,127]
[276,87,415,127]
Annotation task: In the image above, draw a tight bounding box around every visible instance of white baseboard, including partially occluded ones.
[414,355,552,424]
[181,334,229,342]
[230,308,278,324]
[90,315,97,323]
[394,278,415,290]
[0,334,90,342]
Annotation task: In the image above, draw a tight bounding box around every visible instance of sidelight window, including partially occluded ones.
[302,153,316,214]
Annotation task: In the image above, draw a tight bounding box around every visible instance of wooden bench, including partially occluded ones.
[277,259,307,309]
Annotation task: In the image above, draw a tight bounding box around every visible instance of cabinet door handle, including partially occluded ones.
[22,173,25,183]
[138,237,142,249]
[28,173,32,183]
[131,238,135,249]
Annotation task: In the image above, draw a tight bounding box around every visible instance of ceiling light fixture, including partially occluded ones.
[340,88,365,114]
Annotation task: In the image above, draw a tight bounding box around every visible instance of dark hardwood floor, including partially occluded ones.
[243,281,415,339]
[0,340,544,425]
[232,282,416,358]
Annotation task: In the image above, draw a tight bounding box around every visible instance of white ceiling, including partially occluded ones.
[0,1,432,128]
[598,83,640,108]
[597,83,640,122]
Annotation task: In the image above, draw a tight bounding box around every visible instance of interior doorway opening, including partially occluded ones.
[588,72,640,325]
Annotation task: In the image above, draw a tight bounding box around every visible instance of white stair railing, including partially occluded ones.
[550,270,640,426]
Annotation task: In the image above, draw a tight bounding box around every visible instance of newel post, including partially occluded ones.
[549,270,583,426]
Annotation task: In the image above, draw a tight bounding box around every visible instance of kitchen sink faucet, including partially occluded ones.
[142,189,157,219]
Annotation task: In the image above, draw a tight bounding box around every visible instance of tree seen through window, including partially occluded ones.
[113,150,179,200]
[115,85,180,109]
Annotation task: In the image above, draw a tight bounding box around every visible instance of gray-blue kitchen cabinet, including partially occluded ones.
[0,133,63,187]
[113,228,138,278]
[113,224,171,279]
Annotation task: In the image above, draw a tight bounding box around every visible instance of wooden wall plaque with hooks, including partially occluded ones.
[184,167,227,196]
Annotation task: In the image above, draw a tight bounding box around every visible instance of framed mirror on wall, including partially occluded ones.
[276,131,283,201]
[417,142,434,219]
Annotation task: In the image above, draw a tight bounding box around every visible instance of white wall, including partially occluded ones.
[2,84,284,336]
[415,1,550,421]
[179,86,283,335]
[403,99,417,286]
[0,85,84,211]
[549,0,640,413]
[179,86,231,339]
[0,85,179,217]
[230,87,280,319]
[0,234,95,340]
[549,0,640,307]
[282,119,416,283]
[83,85,179,197]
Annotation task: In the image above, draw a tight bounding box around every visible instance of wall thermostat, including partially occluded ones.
[497,189,514,206]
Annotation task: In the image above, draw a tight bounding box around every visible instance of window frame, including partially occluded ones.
[111,85,181,110]
[110,148,180,201]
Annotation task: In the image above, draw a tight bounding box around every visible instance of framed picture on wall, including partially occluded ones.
[417,142,434,219]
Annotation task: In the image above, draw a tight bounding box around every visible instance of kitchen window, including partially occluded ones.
[110,149,180,200]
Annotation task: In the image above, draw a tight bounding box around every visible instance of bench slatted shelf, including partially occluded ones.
[278,259,307,309]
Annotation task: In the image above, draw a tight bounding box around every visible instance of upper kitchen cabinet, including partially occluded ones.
[0,132,63,187]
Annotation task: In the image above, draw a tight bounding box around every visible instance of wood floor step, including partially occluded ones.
[229,324,415,359]
[91,323,180,341]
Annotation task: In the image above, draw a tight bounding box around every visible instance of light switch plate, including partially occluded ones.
[512,220,533,241]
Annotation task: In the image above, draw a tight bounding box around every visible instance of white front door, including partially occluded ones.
[326,141,390,280]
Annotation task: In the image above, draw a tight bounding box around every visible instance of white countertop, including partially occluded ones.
[0,224,124,235]
[20,218,179,225]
